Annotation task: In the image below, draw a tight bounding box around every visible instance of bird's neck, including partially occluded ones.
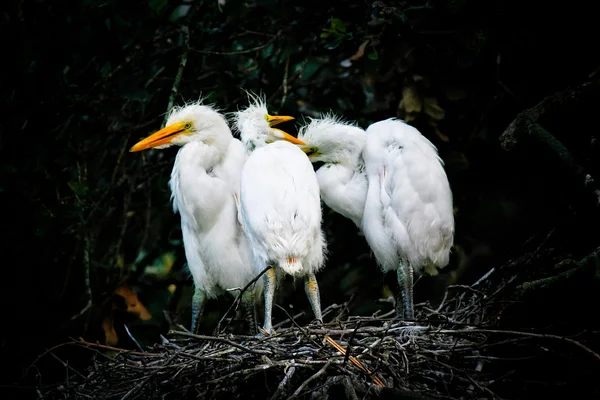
[241,137,265,155]
[331,153,365,176]
[175,139,226,171]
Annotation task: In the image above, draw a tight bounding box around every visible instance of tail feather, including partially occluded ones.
[279,256,302,276]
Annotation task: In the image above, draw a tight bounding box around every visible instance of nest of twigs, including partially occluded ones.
[39,246,600,400]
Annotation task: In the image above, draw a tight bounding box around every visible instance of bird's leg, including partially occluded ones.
[396,258,414,320]
[260,266,277,335]
[304,273,323,325]
[241,289,258,335]
[191,288,207,334]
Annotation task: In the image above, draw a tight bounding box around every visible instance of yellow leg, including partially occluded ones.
[191,288,206,334]
[397,258,414,320]
[241,289,258,335]
[260,267,277,335]
[304,273,323,324]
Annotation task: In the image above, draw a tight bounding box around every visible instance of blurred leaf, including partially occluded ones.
[330,18,346,33]
[67,181,88,196]
[145,251,176,278]
[169,4,192,22]
[399,86,422,114]
[423,97,445,120]
[324,39,344,50]
[336,97,353,110]
[435,127,450,142]
[301,58,323,80]
[348,40,369,61]
[321,17,353,47]
[115,286,152,321]
[367,46,378,60]
[261,43,274,59]
[102,316,119,346]
[442,85,467,101]
[100,62,111,78]
[148,0,168,15]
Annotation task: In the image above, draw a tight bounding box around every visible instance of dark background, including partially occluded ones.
[2,0,599,398]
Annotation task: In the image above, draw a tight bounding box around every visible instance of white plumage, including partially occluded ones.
[298,114,368,228]
[299,115,454,319]
[240,141,325,277]
[362,118,454,274]
[233,95,327,334]
[130,101,262,333]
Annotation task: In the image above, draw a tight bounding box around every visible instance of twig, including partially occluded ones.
[190,34,279,56]
[74,338,159,357]
[288,360,332,399]
[280,54,290,107]
[121,374,152,400]
[123,324,144,353]
[47,352,86,380]
[163,25,190,127]
[438,328,600,362]
[71,234,93,321]
[215,265,273,334]
[324,335,385,387]
[269,365,296,400]
[169,330,273,355]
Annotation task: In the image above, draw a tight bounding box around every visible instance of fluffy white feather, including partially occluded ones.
[298,115,368,228]
[362,118,454,275]
[131,101,263,308]
[298,114,454,319]
[233,94,327,333]
[239,141,326,276]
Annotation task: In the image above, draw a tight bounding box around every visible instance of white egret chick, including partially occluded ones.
[129,101,262,334]
[233,96,327,334]
[297,114,368,228]
[299,115,454,320]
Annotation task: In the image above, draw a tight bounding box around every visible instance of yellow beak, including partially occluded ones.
[266,114,295,127]
[130,122,189,152]
[265,114,305,145]
[271,128,306,145]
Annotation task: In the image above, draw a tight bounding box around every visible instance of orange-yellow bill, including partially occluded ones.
[272,128,306,145]
[265,114,304,145]
[130,122,189,152]
[266,114,294,127]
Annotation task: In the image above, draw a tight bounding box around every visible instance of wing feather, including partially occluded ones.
[362,119,454,273]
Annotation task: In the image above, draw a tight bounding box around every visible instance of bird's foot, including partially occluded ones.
[307,319,323,329]
[254,326,273,338]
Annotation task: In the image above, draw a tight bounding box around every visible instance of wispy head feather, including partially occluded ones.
[227,89,268,136]
[298,112,366,164]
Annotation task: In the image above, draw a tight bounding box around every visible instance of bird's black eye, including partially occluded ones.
[305,147,318,156]
[184,123,192,130]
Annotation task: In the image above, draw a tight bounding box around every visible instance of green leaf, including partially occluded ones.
[301,58,323,80]
[68,181,89,196]
[260,43,274,58]
[169,4,192,22]
[330,18,346,33]
[324,39,343,50]
[368,47,379,60]
[148,0,168,15]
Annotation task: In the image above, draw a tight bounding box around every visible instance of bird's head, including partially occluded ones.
[232,92,304,152]
[129,102,231,153]
[298,114,367,164]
